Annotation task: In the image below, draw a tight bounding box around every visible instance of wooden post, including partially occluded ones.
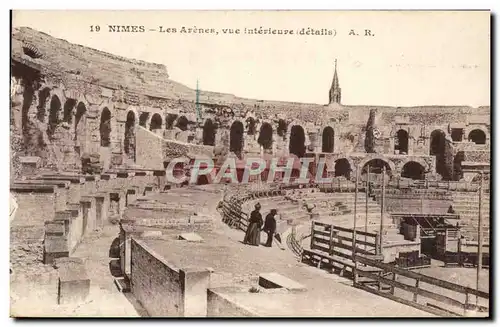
[365,165,370,251]
[379,166,386,253]
[352,168,359,286]
[413,279,419,302]
[465,291,470,316]
[353,167,359,249]
[375,232,380,255]
[391,273,397,295]
[329,224,334,256]
[476,170,484,307]
[310,221,315,250]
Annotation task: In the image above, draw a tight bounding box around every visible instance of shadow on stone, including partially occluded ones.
[108,236,120,258]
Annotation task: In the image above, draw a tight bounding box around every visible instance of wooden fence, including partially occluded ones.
[353,254,489,317]
[301,221,382,276]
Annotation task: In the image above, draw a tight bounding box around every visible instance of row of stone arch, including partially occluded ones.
[324,158,428,180]
[25,88,487,174]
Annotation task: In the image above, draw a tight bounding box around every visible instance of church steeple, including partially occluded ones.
[329,59,342,105]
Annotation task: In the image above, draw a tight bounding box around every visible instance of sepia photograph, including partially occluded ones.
[9,10,491,318]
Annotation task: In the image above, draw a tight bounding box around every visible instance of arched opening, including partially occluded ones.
[124,111,136,162]
[401,161,426,180]
[74,102,87,151]
[176,116,189,131]
[451,128,463,142]
[139,112,149,127]
[150,113,162,132]
[277,119,287,138]
[36,87,50,122]
[334,158,351,179]
[430,129,453,180]
[361,159,392,175]
[63,99,77,123]
[322,126,335,153]
[468,129,486,145]
[289,125,306,158]
[246,117,256,135]
[395,129,409,154]
[21,83,34,138]
[258,122,273,150]
[453,151,465,181]
[100,107,112,147]
[229,121,244,155]
[47,95,62,139]
[165,114,178,129]
[202,119,216,146]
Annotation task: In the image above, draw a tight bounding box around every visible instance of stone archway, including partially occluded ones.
[395,129,409,154]
[258,122,273,151]
[165,113,178,129]
[74,102,87,152]
[150,113,162,132]
[334,158,351,179]
[124,111,136,162]
[468,129,486,144]
[361,158,394,175]
[322,126,334,153]
[229,120,244,155]
[63,99,77,123]
[21,83,35,141]
[176,116,189,131]
[453,151,465,181]
[139,112,149,128]
[430,129,453,180]
[47,95,61,139]
[203,118,216,146]
[289,125,306,158]
[401,161,426,180]
[100,107,112,147]
[36,87,51,122]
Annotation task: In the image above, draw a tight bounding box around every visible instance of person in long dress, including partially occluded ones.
[243,203,263,246]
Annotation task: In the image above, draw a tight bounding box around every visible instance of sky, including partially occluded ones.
[12,10,490,107]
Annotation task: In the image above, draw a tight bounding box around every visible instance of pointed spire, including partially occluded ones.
[329,59,342,105]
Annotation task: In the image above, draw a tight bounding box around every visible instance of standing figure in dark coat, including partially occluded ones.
[243,203,263,246]
[263,209,278,247]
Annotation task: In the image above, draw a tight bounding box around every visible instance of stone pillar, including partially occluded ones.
[180,267,212,317]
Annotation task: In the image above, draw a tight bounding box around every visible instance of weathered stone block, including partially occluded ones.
[258,272,307,293]
[178,232,203,242]
[45,221,65,237]
[19,156,41,176]
[57,259,90,305]
[43,237,69,264]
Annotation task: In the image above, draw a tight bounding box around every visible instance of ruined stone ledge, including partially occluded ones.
[10,183,56,193]
[16,179,70,189]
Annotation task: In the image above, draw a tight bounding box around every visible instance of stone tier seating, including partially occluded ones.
[11,159,165,268]
[451,192,490,243]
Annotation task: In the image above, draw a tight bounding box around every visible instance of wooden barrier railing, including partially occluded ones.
[310,221,380,256]
[353,254,489,317]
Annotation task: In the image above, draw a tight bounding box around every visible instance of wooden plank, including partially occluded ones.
[334,234,377,249]
[331,240,375,256]
[311,243,330,253]
[354,255,489,299]
[314,230,331,237]
[354,283,458,317]
[312,221,331,227]
[356,270,465,310]
[332,225,378,238]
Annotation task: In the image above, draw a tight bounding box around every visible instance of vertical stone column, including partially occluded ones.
[180,267,212,317]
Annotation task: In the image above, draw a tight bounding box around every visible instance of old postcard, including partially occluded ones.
[10,10,490,318]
